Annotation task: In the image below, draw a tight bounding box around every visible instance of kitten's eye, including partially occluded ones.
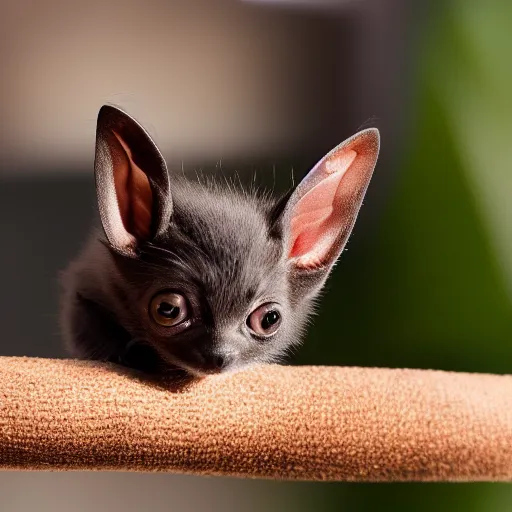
[149,292,188,327]
[247,303,282,337]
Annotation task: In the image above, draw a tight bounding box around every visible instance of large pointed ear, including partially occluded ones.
[281,128,379,287]
[94,105,172,256]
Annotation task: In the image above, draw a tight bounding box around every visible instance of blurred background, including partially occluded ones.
[1,0,511,510]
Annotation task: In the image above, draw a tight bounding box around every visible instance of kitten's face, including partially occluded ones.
[106,182,313,377]
[61,105,379,377]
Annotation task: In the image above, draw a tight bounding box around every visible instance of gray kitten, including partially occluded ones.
[60,105,379,377]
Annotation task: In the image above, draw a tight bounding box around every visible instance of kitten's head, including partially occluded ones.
[87,105,379,376]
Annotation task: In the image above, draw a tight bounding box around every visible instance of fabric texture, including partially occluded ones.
[0,356,510,481]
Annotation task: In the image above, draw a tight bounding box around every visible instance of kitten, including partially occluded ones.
[60,105,379,377]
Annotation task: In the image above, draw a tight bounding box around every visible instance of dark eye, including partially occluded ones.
[247,303,282,336]
[149,292,188,327]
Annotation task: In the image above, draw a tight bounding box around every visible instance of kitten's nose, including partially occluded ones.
[201,352,233,374]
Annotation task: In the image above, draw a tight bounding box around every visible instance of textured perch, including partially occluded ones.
[0,357,511,481]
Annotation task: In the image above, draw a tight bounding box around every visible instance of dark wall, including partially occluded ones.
[0,177,95,357]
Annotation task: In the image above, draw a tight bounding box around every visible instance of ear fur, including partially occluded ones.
[94,105,172,256]
[282,128,380,280]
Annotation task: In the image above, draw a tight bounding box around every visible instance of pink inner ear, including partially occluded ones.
[112,131,153,240]
[290,150,357,268]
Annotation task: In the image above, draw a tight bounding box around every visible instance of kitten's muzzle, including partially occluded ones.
[166,340,236,376]
[193,351,234,375]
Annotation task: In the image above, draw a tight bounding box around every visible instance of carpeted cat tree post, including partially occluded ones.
[0,356,511,481]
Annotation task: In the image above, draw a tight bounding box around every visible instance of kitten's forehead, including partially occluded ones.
[173,182,271,252]
[169,180,285,318]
